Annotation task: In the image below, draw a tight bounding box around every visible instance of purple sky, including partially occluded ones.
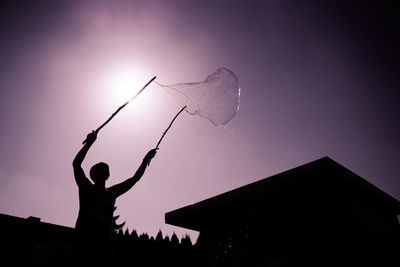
[1,0,399,241]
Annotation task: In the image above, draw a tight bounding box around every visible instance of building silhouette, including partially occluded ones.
[166,157,400,266]
[0,213,194,266]
[0,213,75,266]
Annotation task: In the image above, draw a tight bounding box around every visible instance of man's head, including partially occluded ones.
[90,162,110,185]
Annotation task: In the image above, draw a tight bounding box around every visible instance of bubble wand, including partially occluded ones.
[155,106,186,149]
[83,76,156,144]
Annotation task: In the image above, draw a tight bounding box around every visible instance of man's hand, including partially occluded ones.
[144,148,158,166]
[85,130,97,145]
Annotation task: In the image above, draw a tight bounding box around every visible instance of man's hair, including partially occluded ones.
[90,162,109,183]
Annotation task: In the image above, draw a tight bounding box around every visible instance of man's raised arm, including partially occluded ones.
[73,131,97,187]
[109,148,157,198]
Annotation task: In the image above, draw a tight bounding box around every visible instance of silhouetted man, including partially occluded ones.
[73,130,157,266]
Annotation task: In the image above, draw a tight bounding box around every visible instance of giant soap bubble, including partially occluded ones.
[156,68,240,126]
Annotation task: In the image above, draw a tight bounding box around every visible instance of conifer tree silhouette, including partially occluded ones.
[181,234,192,247]
[155,229,163,242]
[112,207,126,235]
[130,229,138,239]
[171,232,179,247]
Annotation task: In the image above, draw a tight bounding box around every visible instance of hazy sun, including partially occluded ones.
[104,64,150,104]
[95,63,161,126]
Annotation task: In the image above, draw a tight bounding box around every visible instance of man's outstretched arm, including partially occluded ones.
[110,148,157,198]
[73,131,97,187]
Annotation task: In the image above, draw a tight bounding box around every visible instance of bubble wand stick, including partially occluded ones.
[155,106,186,149]
[83,76,156,144]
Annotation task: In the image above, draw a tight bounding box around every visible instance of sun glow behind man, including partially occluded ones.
[101,64,154,109]
[87,62,168,132]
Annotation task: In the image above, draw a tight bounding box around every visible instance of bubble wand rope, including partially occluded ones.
[83,76,157,144]
[155,106,187,149]
[154,80,198,115]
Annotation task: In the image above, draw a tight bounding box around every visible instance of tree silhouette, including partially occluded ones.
[155,229,163,242]
[171,232,179,247]
[181,234,193,247]
[164,235,170,243]
[139,233,149,242]
[130,229,138,239]
[112,207,126,235]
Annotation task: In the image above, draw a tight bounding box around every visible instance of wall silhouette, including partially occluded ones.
[0,213,197,267]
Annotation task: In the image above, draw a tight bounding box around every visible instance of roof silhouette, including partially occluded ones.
[166,157,400,231]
